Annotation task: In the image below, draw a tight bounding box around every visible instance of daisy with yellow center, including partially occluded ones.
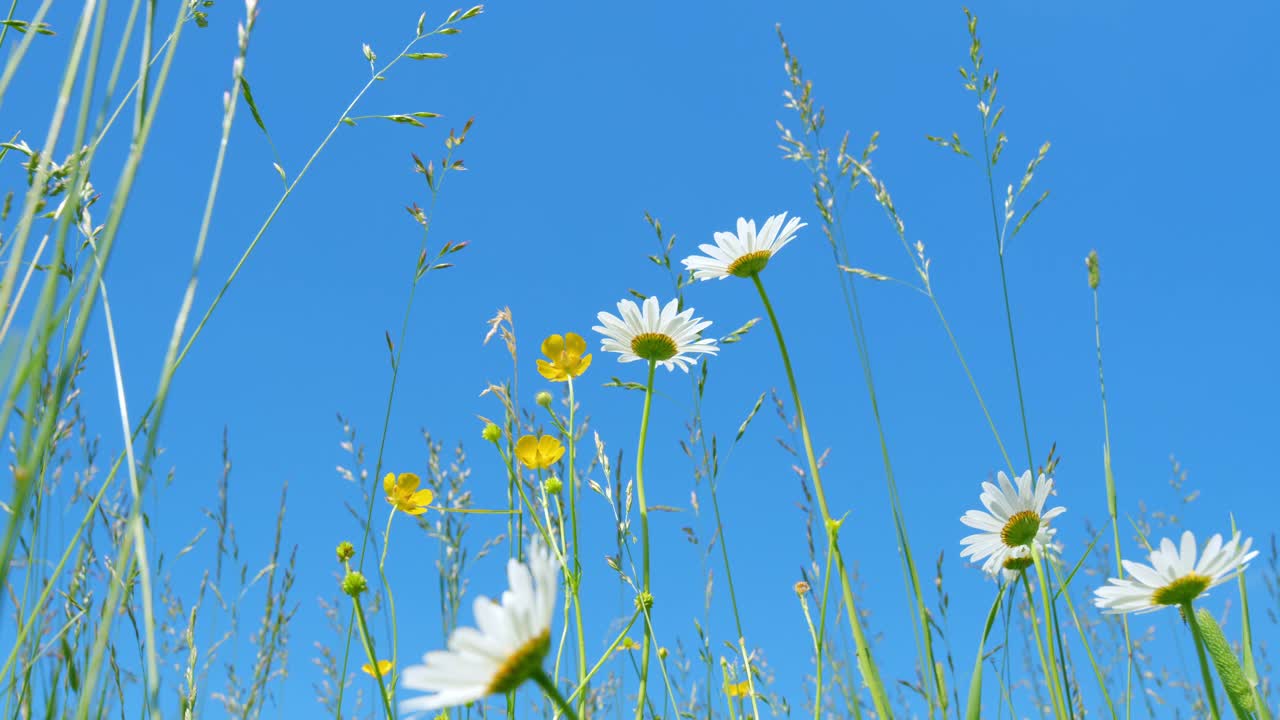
[400,538,567,715]
[515,434,565,470]
[362,659,394,678]
[959,470,1065,579]
[681,212,806,280]
[383,472,434,515]
[1094,530,1257,615]
[536,332,592,381]
[592,296,718,372]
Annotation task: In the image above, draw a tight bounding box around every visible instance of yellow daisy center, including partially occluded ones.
[727,249,773,277]
[1000,510,1041,547]
[630,332,678,361]
[487,630,550,694]
[1151,573,1212,606]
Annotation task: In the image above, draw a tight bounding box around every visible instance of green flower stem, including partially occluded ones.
[634,360,657,720]
[533,667,582,720]
[751,272,892,718]
[798,590,822,720]
[1092,279,1133,720]
[1183,602,1222,720]
[379,509,400,670]
[978,116,1035,473]
[1020,572,1065,719]
[566,377,589,716]
[561,607,642,710]
[1031,547,1070,719]
[1049,560,1117,720]
[352,592,396,720]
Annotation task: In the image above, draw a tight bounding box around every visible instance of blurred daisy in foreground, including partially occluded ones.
[400,538,558,714]
[681,212,806,280]
[593,296,717,372]
[1094,530,1257,615]
[960,470,1065,579]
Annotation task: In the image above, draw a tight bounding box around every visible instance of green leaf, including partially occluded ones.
[964,586,1005,720]
[1052,530,1102,602]
[239,76,270,136]
[406,52,447,60]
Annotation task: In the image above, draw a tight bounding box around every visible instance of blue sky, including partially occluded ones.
[5,0,1279,716]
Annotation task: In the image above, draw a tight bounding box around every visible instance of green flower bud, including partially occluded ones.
[535,390,553,409]
[543,476,563,494]
[336,541,355,563]
[341,571,368,597]
[482,423,502,443]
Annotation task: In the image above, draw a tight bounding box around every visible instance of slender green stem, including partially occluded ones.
[379,509,401,671]
[634,360,656,720]
[927,292,1015,476]
[798,591,822,720]
[353,592,396,720]
[565,378,588,716]
[1031,548,1070,719]
[1019,573,1064,719]
[751,272,893,719]
[1092,281,1133,720]
[533,668,581,720]
[1183,602,1222,720]
[1049,560,1117,720]
[979,119,1034,472]
[560,608,642,711]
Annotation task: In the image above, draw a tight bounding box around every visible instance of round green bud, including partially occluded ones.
[535,391,553,409]
[482,423,501,443]
[341,571,368,597]
[336,541,355,563]
[543,476,563,494]
[634,590,654,612]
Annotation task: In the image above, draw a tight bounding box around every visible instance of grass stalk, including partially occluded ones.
[751,271,893,718]
[634,359,656,720]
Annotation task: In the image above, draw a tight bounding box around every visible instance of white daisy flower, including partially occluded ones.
[960,470,1066,579]
[681,212,806,280]
[1093,530,1258,615]
[400,538,558,714]
[593,296,718,372]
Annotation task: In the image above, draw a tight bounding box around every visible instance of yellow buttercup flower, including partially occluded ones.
[362,659,394,678]
[726,680,751,698]
[514,435,564,470]
[383,472,434,515]
[536,332,592,381]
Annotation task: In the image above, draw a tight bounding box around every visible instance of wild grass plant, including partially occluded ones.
[0,2,1274,719]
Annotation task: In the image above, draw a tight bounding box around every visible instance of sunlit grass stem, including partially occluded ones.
[352,589,396,720]
[634,359,656,720]
[566,378,588,715]
[1183,602,1222,720]
[1091,263,1133,719]
[750,271,893,718]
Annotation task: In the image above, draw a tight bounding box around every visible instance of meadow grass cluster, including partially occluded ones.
[0,2,1275,719]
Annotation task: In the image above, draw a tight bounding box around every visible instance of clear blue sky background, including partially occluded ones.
[6,0,1279,716]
